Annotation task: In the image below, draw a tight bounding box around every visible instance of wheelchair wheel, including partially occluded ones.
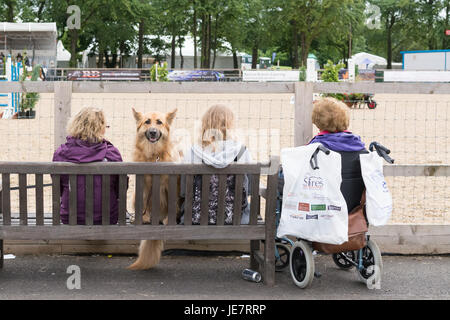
[289,240,314,289]
[356,239,383,285]
[332,251,356,270]
[275,243,290,272]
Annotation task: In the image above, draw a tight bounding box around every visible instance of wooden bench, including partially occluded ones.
[0,157,280,285]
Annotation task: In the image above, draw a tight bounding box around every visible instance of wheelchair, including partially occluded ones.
[275,142,393,289]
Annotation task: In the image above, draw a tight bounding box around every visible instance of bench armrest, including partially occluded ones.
[259,156,280,200]
[260,156,280,176]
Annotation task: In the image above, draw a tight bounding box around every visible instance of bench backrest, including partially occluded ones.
[0,157,279,230]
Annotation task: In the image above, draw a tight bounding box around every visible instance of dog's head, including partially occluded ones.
[132,108,177,145]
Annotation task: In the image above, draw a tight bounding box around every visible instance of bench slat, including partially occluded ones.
[52,175,61,225]
[0,225,267,241]
[216,174,227,226]
[1,212,169,226]
[167,175,177,226]
[19,174,27,226]
[134,175,144,225]
[184,175,193,226]
[19,174,28,226]
[233,175,244,226]
[1,212,131,225]
[151,175,160,225]
[102,175,110,225]
[85,175,94,226]
[2,174,11,226]
[35,174,44,226]
[0,162,262,175]
[250,174,260,225]
[69,175,77,225]
[118,175,127,226]
[201,175,211,226]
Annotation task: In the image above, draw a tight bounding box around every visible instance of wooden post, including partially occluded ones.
[263,172,278,286]
[54,82,73,150]
[294,82,314,147]
[0,239,3,269]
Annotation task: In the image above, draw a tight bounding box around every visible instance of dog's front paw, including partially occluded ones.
[142,212,151,224]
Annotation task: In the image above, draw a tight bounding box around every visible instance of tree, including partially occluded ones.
[153,0,190,69]
[219,0,248,69]
[0,0,17,22]
[64,0,103,67]
[29,0,104,67]
[275,0,357,68]
[441,0,450,48]
[317,0,366,66]
[367,0,413,69]
[86,0,141,68]
[135,0,154,68]
[415,0,445,49]
[241,0,270,69]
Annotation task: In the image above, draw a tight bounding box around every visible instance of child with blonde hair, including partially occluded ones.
[180,105,253,225]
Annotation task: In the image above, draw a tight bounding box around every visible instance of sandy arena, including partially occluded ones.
[0,92,448,224]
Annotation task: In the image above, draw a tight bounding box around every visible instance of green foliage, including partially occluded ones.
[150,62,169,82]
[299,66,306,81]
[7,0,450,71]
[321,60,345,101]
[1,55,5,75]
[19,65,40,111]
[321,60,344,83]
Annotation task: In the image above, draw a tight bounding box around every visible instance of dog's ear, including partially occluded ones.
[132,108,143,123]
[166,108,178,125]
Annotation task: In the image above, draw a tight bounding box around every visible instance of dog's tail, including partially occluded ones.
[127,240,164,270]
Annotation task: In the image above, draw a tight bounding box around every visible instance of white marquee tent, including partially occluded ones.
[0,22,57,66]
[351,52,387,70]
[57,40,71,67]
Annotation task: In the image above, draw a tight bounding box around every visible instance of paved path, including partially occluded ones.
[0,253,449,300]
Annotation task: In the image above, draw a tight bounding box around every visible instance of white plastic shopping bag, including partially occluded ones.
[360,151,393,226]
[277,143,349,245]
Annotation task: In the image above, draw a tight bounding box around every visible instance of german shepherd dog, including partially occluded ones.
[128,108,180,270]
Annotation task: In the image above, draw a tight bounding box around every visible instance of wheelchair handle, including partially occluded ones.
[310,145,331,170]
[369,142,395,164]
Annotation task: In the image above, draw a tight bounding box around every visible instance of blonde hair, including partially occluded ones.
[312,97,350,132]
[201,104,235,148]
[67,107,106,144]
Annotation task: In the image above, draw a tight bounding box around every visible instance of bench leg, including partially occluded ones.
[0,239,3,269]
[250,240,260,270]
[263,236,275,286]
[262,174,277,286]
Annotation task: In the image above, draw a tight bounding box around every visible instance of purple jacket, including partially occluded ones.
[52,137,123,225]
[309,131,366,152]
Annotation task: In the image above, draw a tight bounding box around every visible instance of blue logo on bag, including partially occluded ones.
[303,176,323,190]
